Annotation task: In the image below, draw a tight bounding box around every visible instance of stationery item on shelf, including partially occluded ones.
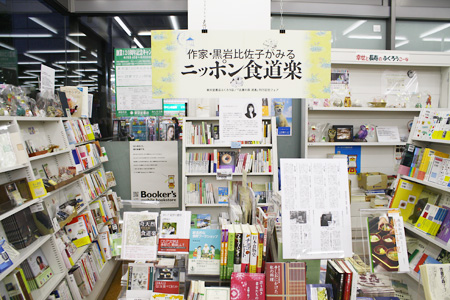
[126,263,154,298]
[398,144,418,176]
[121,211,158,261]
[420,263,450,300]
[266,262,307,300]
[158,211,191,253]
[205,287,230,300]
[230,272,265,300]
[153,267,181,294]
[188,228,221,275]
[306,284,334,300]
[1,208,38,249]
[376,126,401,143]
[218,186,229,204]
[366,210,409,273]
[335,146,361,175]
[28,178,47,199]
[20,248,54,289]
[0,239,14,273]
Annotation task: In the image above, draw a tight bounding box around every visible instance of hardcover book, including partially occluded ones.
[158,211,191,254]
[266,262,307,300]
[230,272,265,300]
[22,249,54,288]
[153,267,180,294]
[121,212,158,261]
[188,228,221,275]
[126,263,154,298]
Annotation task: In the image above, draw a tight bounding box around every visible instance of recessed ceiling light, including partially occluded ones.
[347,35,382,40]
[29,17,58,34]
[395,40,409,48]
[0,42,15,51]
[114,16,132,36]
[66,37,86,51]
[18,61,41,65]
[133,37,144,48]
[75,69,98,72]
[138,31,152,36]
[0,34,52,38]
[27,49,80,54]
[55,60,97,64]
[91,51,98,58]
[68,33,86,37]
[23,53,46,63]
[72,71,85,76]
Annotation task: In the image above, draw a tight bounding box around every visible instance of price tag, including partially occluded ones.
[216,169,232,180]
[30,203,44,213]
[52,217,61,232]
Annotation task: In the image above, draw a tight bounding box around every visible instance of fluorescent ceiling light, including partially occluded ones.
[52,63,67,70]
[133,37,144,48]
[348,35,382,40]
[138,31,152,36]
[55,75,82,78]
[68,33,85,37]
[78,84,97,87]
[420,23,450,38]
[18,61,41,65]
[72,71,85,76]
[56,60,97,64]
[29,17,58,34]
[0,42,15,51]
[23,81,39,84]
[75,69,98,72]
[23,53,45,63]
[18,76,36,79]
[23,72,39,77]
[395,36,407,41]
[395,40,409,48]
[27,49,80,54]
[423,37,450,42]
[91,51,97,58]
[66,37,86,51]
[114,16,131,36]
[342,20,367,36]
[80,80,96,83]
[169,16,179,30]
[0,34,52,38]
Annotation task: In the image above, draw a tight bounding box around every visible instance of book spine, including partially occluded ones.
[234,231,243,273]
[227,230,235,279]
[249,231,258,273]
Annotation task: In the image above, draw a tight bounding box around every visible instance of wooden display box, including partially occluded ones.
[0,178,33,214]
[28,150,49,157]
[45,174,84,192]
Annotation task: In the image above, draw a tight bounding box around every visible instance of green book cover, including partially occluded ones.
[226,227,235,279]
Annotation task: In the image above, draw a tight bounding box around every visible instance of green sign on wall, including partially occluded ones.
[114,48,162,117]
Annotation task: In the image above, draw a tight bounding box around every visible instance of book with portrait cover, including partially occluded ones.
[20,248,54,289]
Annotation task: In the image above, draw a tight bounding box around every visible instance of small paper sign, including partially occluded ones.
[216,169,232,180]
[30,202,44,213]
[231,141,242,149]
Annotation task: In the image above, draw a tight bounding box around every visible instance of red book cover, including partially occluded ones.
[265,262,307,300]
[231,272,265,300]
[153,268,180,294]
[414,254,428,273]
[336,260,353,300]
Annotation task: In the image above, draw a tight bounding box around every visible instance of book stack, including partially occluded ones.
[80,168,107,201]
[20,249,54,291]
[1,208,38,250]
[184,120,272,145]
[398,143,450,187]
[67,246,105,298]
[3,268,33,300]
[415,203,449,236]
[218,223,266,280]
[185,152,214,173]
[63,119,96,145]
[325,259,359,300]
[64,211,98,247]
[71,142,103,172]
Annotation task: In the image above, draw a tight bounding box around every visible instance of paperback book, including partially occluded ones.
[121,212,158,261]
[126,263,154,298]
[188,228,221,275]
[158,211,191,253]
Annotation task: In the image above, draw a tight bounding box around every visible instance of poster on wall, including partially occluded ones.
[129,141,178,208]
[115,48,163,117]
[152,30,331,99]
[270,98,292,136]
[280,159,352,260]
[219,98,262,141]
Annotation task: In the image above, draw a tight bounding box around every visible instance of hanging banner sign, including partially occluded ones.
[115,48,163,117]
[152,30,331,99]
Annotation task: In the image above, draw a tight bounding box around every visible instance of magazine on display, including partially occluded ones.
[158,211,191,254]
[121,212,158,261]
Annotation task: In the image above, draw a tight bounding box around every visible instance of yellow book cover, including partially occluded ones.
[389,179,424,222]
[418,149,449,180]
[415,204,437,234]
[84,124,95,141]
[28,179,47,199]
[151,294,184,300]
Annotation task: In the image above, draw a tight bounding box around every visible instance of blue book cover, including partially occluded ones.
[188,229,221,275]
[218,187,228,204]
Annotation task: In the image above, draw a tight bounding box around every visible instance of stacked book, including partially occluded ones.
[1,208,38,250]
[19,249,54,291]
[64,119,95,145]
[325,259,359,300]
[2,267,33,300]
[398,143,450,187]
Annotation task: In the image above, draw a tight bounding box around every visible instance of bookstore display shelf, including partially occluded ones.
[186,144,273,148]
[70,244,90,266]
[400,175,450,194]
[186,172,273,176]
[42,177,82,200]
[13,117,61,122]
[308,107,422,112]
[184,116,273,121]
[0,163,28,173]
[0,198,42,221]
[29,149,71,161]
[31,273,66,300]
[87,187,112,206]
[411,137,450,145]
[185,203,229,207]
[74,139,96,147]
[404,223,450,252]
[308,142,407,146]
[0,235,51,282]
[80,163,102,174]
[84,259,120,300]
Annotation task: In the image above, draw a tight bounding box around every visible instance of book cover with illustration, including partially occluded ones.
[191,214,211,229]
[158,211,191,253]
[218,151,236,172]
[270,98,292,136]
[24,249,54,288]
[188,229,221,275]
[366,211,409,273]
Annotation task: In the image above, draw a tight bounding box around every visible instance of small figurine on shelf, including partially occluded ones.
[426,94,432,108]
[353,125,368,142]
[328,128,337,142]
[323,98,330,107]
[344,91,352,107]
